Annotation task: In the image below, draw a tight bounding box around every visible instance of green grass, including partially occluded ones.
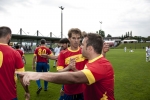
[17,55,62,100]
[17,50,150,100]
[116,42,150,49]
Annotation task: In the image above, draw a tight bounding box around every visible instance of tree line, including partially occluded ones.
[96,29,150,42]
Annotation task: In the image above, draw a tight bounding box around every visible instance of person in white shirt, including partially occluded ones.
[124,47,127,52]
[146,46,150,62]
[53,44,61,67]
[20,46,25,53]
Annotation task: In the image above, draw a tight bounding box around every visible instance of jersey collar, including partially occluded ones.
[68,47,80,52]
[0,43,8,45]
[88,54,103,63]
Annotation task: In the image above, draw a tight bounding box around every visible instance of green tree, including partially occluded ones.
[126,32,127,37]
[128,31,129,37]
[130,31,132,37]
[124,34,126,38]
[121,34,124,40]
[98,30,105,38]
[107,34,112,37]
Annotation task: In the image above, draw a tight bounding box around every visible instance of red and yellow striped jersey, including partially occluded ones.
[57,47,88,95]
[34,46,52,63]
[0,43,24,100]
[82,55,115,100]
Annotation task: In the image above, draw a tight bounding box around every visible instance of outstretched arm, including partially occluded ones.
[16,71,88,86]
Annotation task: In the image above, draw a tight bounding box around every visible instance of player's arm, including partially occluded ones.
[15,51,30,99]
[56,51,70,72]
[16,68,30,94]
[47,55,58,60]
[58,66,78,72]
[22,55,26,64]
[41,54,58,60]
[32,55,36,70]
[33,48,38,70]
[18,71,30,99]
[46,48,58,60]
[57,66,71,72]
[17,71,89,85]
[102,42,109,57]
[19,75,30,93]
[58,58,78,72]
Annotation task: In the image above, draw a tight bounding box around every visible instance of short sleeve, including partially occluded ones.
[56,51,65,70]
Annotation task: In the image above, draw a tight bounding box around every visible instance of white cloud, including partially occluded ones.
[0,0,150,38]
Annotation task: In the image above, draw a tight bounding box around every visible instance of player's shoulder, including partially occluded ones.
[59,49,70,55]
[97,56,112,66]
[11,48,21,56]
[35,47,40,50]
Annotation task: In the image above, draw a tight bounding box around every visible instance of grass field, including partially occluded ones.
[116,42,150,49]
[17,49,150,100]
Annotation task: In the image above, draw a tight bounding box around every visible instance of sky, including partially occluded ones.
[0,0,150,38]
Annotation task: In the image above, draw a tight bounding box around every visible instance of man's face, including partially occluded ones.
[81,37,88,58]
[61,43,68,50]
[69,33,81,48]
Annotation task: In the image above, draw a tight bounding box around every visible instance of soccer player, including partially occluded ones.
[146,46,148,62]
[59,38,70,50]
[33,39,57,94]
[146,46,150,62]
[57,28,88,100]
[17,33,114,100]
[124,46,127,52]
[20,45,25,53]
[0,26,29,100]
[15,45,26,64]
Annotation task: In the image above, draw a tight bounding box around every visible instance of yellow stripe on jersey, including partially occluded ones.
[88,54,103,63]
[65,54,86,65]
[34,53,52,56]
[0,51,3,68]
[68,47,80,52]
[57,66,64,70]
[14,67,25,83]
[14,74,17,83]
[81,68,95,85]
[16,67,25,72]
[49,53,53,56]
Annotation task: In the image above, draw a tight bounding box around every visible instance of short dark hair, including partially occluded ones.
[0,26,12,38]
[40,39,46,44]
[68,28,82,38]
[15,45,20,49]
[59,38,70,44]
[84,33,103,54]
